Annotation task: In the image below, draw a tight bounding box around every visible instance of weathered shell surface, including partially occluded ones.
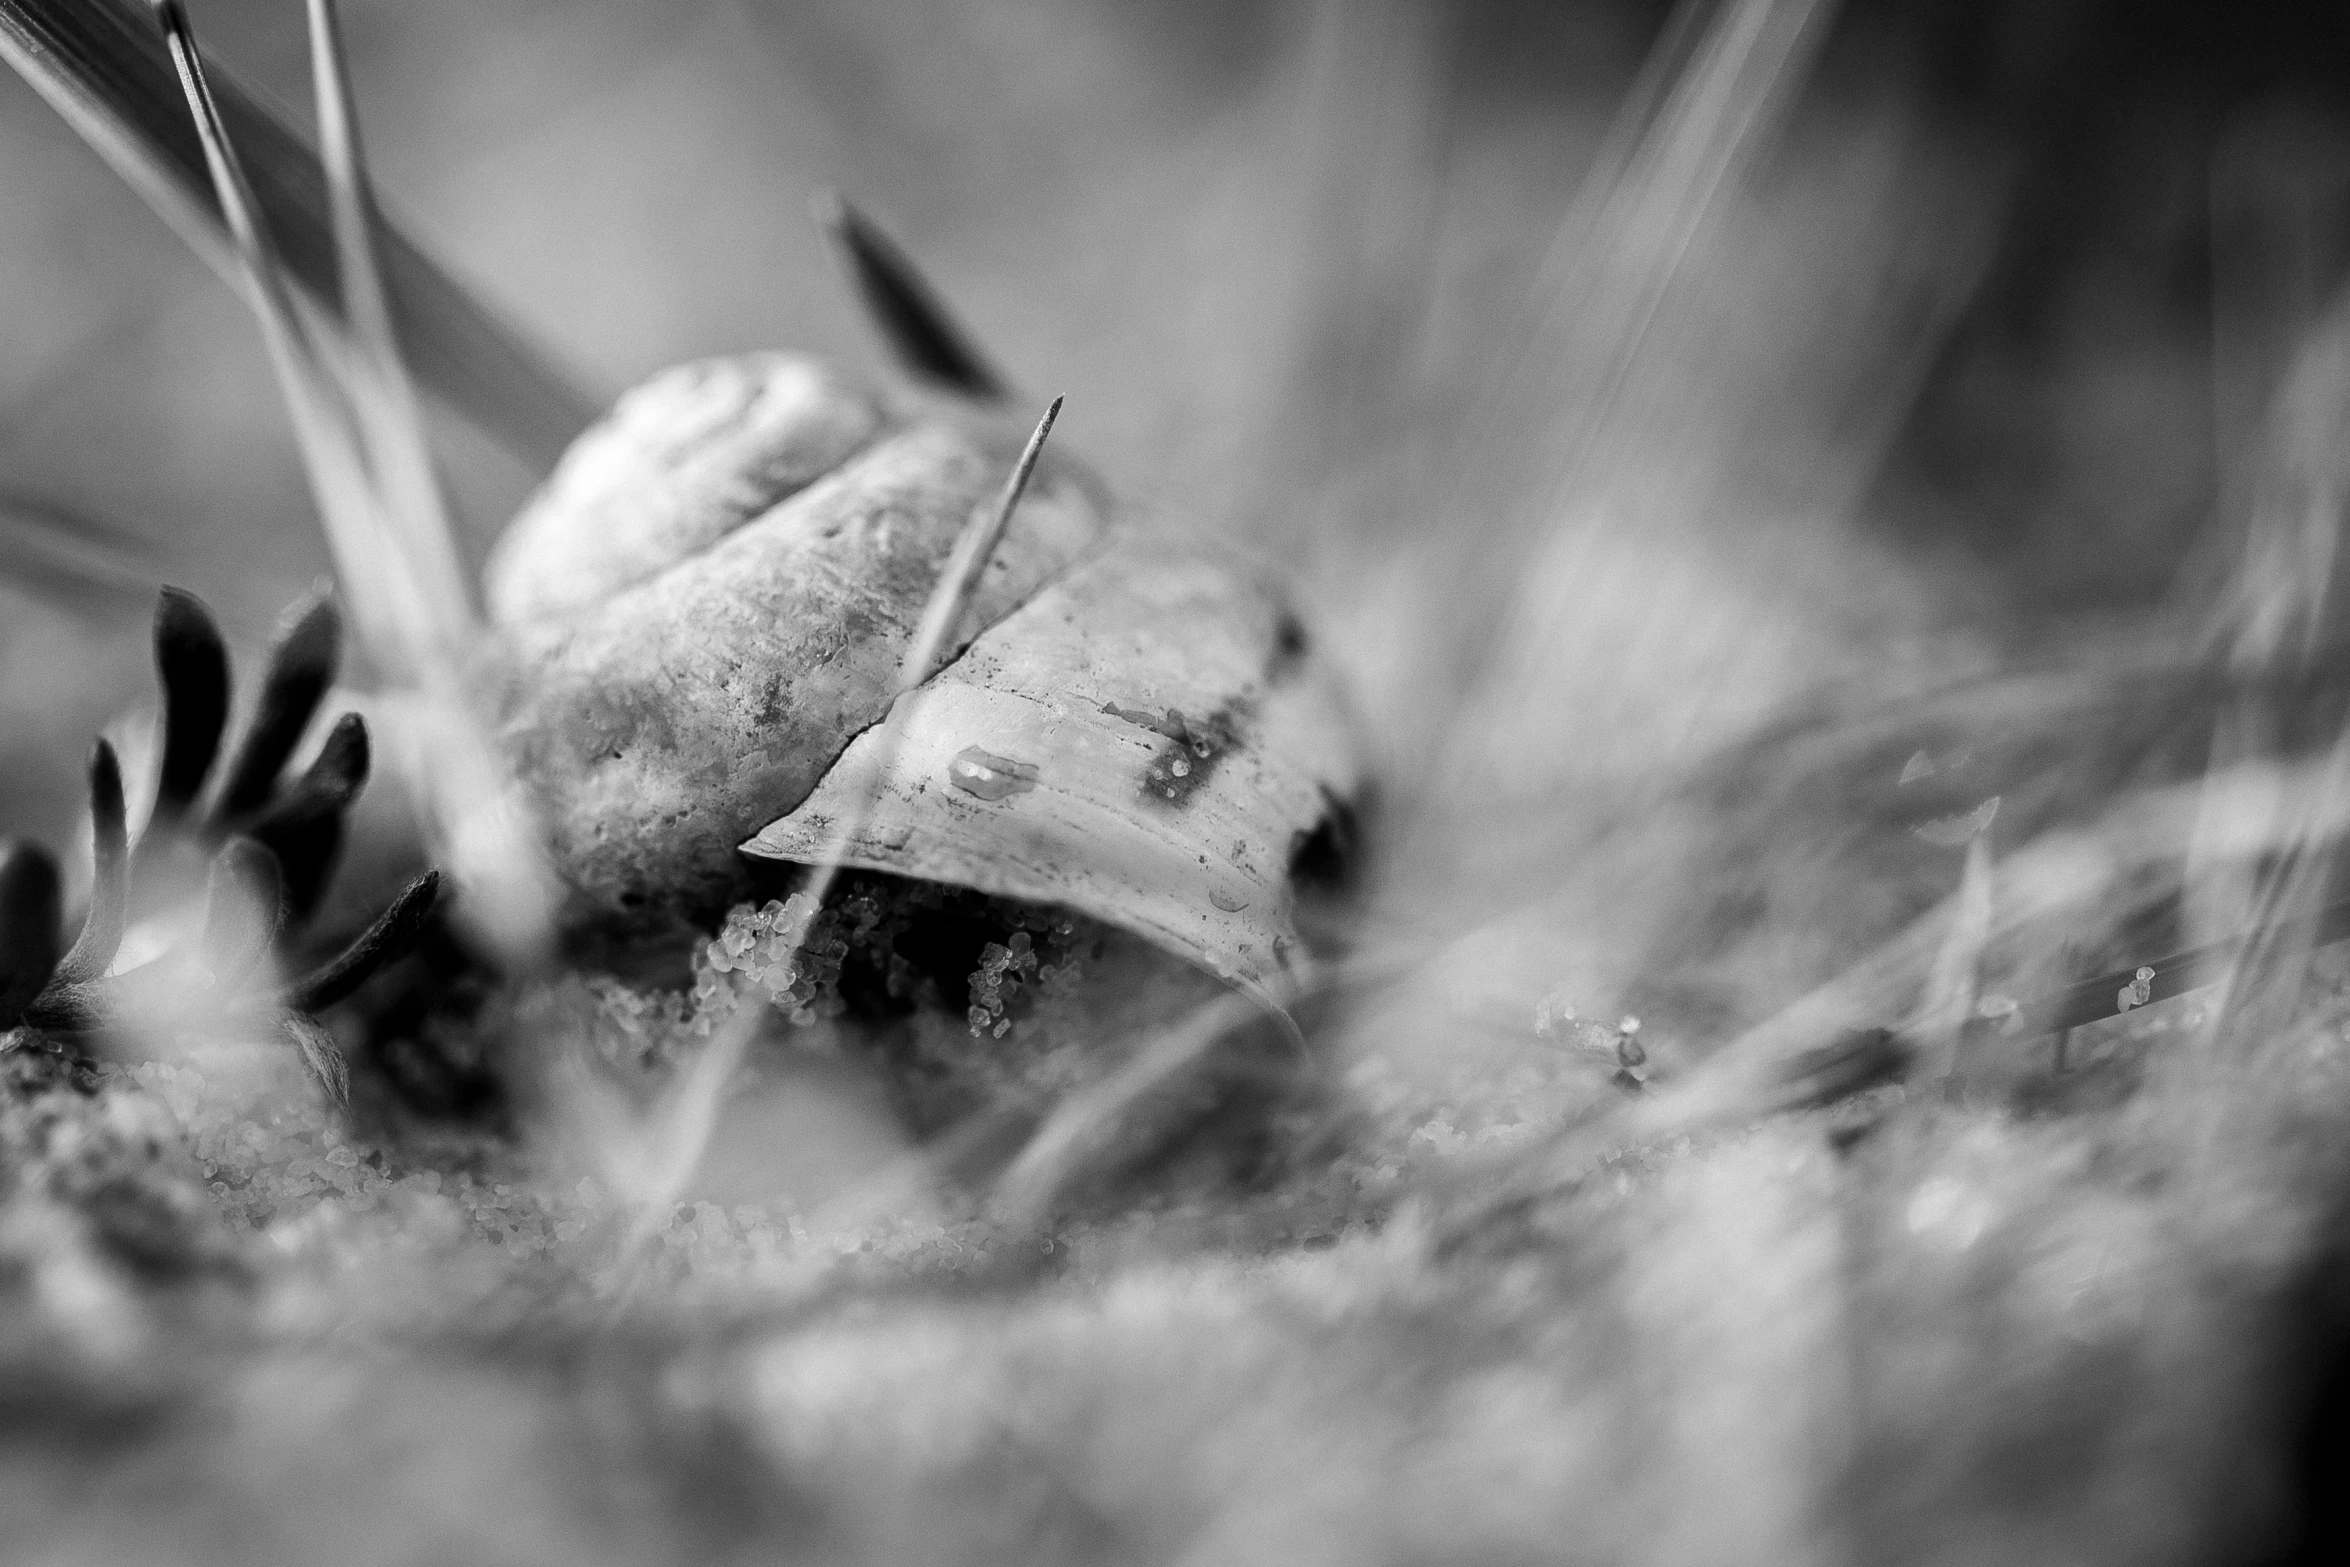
[489,354,1108,937]
[743,535,1363,997]
[490,352,1366,989]
[487,353,883,624]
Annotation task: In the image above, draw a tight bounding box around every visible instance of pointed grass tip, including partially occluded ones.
[898,392,1065,696]
[810,185,1012,402]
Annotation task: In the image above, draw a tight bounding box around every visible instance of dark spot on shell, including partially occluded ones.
[1136,705,1244,806]
[1101,701,1164,732]
[1270,611,1309,678]
[948,746,1040,801]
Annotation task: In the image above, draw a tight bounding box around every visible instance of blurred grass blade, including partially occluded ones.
[992,987,1269,1231]
[305,0,476,639]
[812,187,1012,401]
[150,0,555,962]
[199,835,285,992]
[900,396,1061,686]
[631,397,1064,1214]
[0,0,597,471]
[0,487,163,615]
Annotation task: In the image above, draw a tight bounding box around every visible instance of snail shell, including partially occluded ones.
[489,353,1367,993]
[741,535,1360,999]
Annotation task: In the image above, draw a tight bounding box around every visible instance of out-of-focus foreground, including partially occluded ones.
[8,0,2350,1563]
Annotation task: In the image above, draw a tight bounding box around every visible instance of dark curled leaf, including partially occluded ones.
[262,814,343,923]
[289,709,367,797]
[150,585,229,825]
[1775,1027,1914,1110]
[246,712,367,916]
[216,584,340,818]
[813,188,1010,401]
[54,741,129,984]
[200,838,284,991]
[282,870,439,1014]
[1,838,64,1026]
[283,1012,349,1106]
[245,710,369,832]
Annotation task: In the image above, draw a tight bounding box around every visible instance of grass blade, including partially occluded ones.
[147,0,556,962]
[304,0,476,641]
[0,0,597,470]
[0,488,163,616]
[622,398,1065,1215]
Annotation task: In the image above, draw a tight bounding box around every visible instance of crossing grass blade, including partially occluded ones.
[0,0,598,472]
[0,487,163,615]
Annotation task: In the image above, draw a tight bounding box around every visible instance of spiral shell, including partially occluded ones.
[489,353,1367,991]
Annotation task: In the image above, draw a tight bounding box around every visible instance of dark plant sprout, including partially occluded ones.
[811,186,1013,402]
[137,580,359,918]
[0,586,440,1102]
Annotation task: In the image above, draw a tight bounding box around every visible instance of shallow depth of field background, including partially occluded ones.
[9,0,2345,853]
[11,3,2350,1564]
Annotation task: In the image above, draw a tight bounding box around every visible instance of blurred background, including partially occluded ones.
[6,0,2350,877]
[13,6,2350,1561]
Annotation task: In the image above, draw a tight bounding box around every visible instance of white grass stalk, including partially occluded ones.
[154,2,413,665]
[305,0,475,647]
[1911,830,1996,1075]
[156,0,552,961]
[614,398,1065,1215]
[992,987,1268,1231]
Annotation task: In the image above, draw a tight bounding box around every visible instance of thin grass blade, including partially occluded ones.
[151,0,557,961]
[304,0,477,641]
[0,0,596,469]
[198,835,284,991]
[0,488,163,617]
[622,399,1065,1211]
